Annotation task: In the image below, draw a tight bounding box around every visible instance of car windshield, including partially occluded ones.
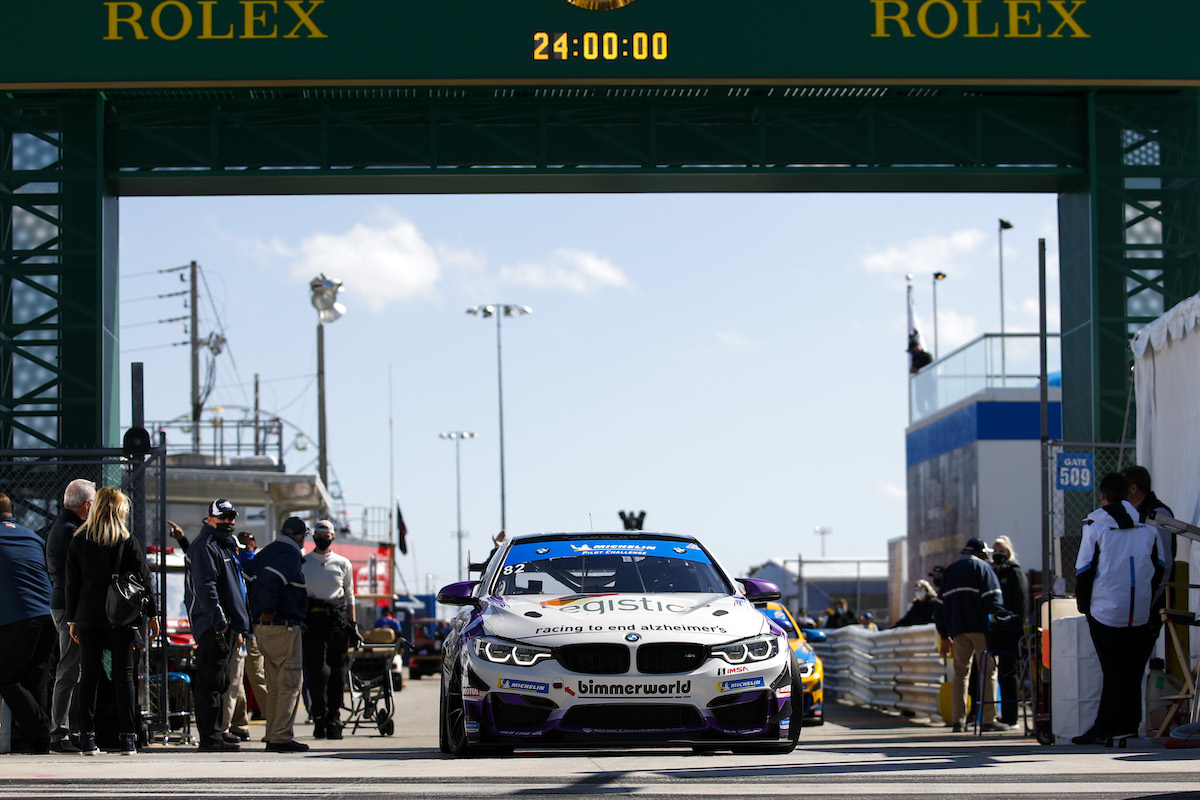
[490,537,731,596]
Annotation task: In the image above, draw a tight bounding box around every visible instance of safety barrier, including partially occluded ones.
[810,624,950,719]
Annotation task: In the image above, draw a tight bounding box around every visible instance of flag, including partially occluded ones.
[999,218,1014,230]
[395,502,408,555]
[907,282,931,373]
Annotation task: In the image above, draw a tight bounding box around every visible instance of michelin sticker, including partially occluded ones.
[497,678,550,694]
[718,677,766,693]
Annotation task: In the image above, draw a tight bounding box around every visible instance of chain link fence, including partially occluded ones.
[1044,441,1138,593]
[0,446,174,741]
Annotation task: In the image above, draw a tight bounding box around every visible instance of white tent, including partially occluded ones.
[1132,291,1200,661]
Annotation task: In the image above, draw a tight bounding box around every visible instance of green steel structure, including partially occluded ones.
[3,0,1200,449]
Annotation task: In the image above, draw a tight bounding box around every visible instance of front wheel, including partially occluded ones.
[440,671,475,757]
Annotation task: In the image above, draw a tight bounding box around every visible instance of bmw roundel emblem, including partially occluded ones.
[625,633,641,642]
[673,547,687,554]
[536,547,550,554]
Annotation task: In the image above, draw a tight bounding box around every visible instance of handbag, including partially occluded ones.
[106,538,148,627]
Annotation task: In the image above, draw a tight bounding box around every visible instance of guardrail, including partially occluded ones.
[810,624,950,719]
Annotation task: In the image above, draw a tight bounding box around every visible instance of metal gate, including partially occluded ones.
[0,443,178,742]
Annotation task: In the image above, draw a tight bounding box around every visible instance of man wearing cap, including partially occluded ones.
[183,498,251,752]
[247,517,310,752]
[302,520,356,740]
[933,536,1010,732]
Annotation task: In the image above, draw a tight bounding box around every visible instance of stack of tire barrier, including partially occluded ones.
[810,624,949,719]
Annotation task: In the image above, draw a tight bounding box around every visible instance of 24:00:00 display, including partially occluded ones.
[534,32,668,61]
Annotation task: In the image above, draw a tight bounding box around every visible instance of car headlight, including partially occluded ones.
[796,661,816,678]
[710,634,780,664]
[473,636,553,667]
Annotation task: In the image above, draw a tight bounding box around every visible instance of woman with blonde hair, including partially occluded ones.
[65,486,158,755]
[893,578,938,628]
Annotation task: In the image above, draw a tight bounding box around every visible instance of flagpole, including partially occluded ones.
[906,274,914,422]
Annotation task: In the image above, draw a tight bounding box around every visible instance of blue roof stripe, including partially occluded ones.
[906,401,1062,467]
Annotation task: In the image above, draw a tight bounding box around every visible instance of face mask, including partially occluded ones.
[314,537,333,550]
[992,553,1009,565]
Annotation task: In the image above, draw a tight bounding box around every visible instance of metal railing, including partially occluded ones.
[910,333,1060,424]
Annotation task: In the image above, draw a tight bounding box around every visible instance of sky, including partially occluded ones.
[117,192,1060,595]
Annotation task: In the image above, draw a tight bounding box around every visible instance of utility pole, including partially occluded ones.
[189,260,200,453]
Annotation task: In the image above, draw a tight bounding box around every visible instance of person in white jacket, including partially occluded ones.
[1072,472,1166,744]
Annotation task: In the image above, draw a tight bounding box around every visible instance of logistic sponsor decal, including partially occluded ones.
[497,678,550,694]
[542,595,690,614]
[717,677,766,693]
[576,679,691,697]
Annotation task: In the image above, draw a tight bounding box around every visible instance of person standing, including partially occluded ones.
[0,492,56,754]
[1121,465,1175,645]
[892,580,938,628]
[302,520,356,740]
[44,477,95,753]
[65,486,159,756]
[248,517,310,752]
[988,536,1031,727]
[824,598,858,629]
[1072,472,1165,744]
[227,530,264,741]
[183,498,250,752]
[933,537,1010,733]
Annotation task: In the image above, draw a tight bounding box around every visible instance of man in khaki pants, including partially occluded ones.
[246,517,310,752]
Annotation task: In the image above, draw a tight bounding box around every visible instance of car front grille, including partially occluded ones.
[561,704,702,732]
[636,643,707,674]
[556,644,630,674]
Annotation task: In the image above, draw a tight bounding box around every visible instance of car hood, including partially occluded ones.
[479,592,771,646]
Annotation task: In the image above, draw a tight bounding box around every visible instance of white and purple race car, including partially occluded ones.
[436,532,799,756]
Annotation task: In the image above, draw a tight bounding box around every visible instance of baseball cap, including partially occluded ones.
[962,537,993,557]
[314,519,335,534]
[281,517,309,537]
[209,498,237,519]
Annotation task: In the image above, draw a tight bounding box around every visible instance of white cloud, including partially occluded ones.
[877,482,905,501]
[282,212,441,313]
[860,229,987,277]
[934,308,982,354]
[498,249,631,294]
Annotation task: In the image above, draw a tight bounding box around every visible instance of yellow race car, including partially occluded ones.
[760,602,824,725]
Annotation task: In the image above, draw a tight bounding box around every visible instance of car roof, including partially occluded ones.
[507,531,700,544]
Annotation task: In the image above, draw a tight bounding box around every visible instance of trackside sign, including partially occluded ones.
[3,1,1199,88]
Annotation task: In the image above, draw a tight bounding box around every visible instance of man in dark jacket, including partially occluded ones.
[43,477,94,753]
[184,498,250,752]
[933,537,1010,732]
[247,516,310,752]
[0,492,55,754]
[987,536,1031,726]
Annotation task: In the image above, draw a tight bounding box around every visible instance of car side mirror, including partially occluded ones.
[737,577,782,605]
[437,580,480,608]
[801,627,827,642]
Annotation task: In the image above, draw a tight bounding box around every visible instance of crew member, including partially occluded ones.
[302,520,356,740]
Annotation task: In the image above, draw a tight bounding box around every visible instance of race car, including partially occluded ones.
[759,602,824,725]
[436,531,800,756]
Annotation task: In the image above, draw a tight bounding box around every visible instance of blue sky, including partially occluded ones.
[118,192,1059,593]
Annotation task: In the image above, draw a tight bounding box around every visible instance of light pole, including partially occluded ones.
[814,525,832,558]
[932,271,947,359]
[440,431,477,581]
[466,304,532,531]
[998,219,1013,382]
[310,274,346,493]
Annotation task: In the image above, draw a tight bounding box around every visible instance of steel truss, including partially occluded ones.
[2,86,1198,446]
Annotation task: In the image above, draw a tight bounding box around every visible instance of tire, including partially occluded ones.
[378,718,395,736]
[440,671,475,757]
[730,670,802,755]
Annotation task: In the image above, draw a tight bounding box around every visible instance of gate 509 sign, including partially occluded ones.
[1055,453,1093,492]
